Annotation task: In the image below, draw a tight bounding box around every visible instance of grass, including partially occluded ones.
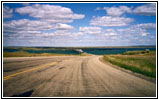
[3,51,90,57]
[103,51,156,78]
[79,52,91,56]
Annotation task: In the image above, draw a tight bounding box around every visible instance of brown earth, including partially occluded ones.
[3,56,156,97]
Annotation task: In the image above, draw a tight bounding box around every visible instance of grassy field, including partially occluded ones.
[3,51,90,57]
[103,50,156,78]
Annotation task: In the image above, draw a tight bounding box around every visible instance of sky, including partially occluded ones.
[3,3,156,47]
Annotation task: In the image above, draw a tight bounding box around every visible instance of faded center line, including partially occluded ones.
[3,62,57,81]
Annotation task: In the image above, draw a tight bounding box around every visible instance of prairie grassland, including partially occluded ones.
[3,51,89,57]
[103,51,156,78]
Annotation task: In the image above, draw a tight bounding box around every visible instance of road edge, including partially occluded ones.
[99,57,156,84]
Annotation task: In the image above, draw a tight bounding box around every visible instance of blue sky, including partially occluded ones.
[3,3,156,47]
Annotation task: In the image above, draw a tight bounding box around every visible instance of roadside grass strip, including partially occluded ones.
[3,62,56,81]
[103,51,156,78]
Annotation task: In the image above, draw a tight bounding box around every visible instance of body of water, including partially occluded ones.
[82,48,156,55]
[3,47,156,55]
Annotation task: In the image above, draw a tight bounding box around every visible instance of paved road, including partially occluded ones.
[3,56,156,97]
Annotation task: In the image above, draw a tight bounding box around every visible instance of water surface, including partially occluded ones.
[4,47,156,55]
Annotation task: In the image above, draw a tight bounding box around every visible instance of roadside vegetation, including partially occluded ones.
[3,47,70,51]
[103,50,156,78]
[3,51,90,57]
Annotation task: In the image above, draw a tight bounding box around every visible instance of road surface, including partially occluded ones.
[3,56,156,97]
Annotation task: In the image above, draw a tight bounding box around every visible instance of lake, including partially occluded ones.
[3,47,156,55]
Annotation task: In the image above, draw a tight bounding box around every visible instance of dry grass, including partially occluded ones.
[103,51,156,78]
[3,51,90,57]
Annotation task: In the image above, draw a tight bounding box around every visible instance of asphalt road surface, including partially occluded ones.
[3,56,156,97]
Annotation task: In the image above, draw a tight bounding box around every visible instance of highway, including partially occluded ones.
[3,56,156,97]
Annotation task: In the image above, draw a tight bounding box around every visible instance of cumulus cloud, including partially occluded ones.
[131,23,156,30]
[74,32,84,36]
[36,30,73,38]
[15,4,85,23]
[3,6,13,18]
[141,32,149,37]
[95,7,102,11]
[90,16,134,27]
[3,3,156,46]
[79,27,102,34]
[3,18,75,41]
[93,6,134,27]
[134,3,156,16]
[103,6,132,17]
[117,23,156,37]
[3,4,86,46]
[28,40,36,43]
[104,29,117,36]
[55,23,74,30]
[4,19,55,32]
[3,19,74,32]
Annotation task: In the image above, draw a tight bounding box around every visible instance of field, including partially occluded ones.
[103,50,156,78]
[3,51,90,57]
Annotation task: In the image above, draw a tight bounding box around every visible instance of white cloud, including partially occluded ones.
[132,23,156,30]
[79,27,102,34]
[70,32,84,37]
[119,6,132,13]
[3,4,156,47]
[95,7,102,11]
[3,6,13,18]
[53,30,72,36]
[28,40,36,43]
[103,6,132,17]
[117,23,156,37]
[3,18,75,41]
[104,29,116,33]
[104,33,117,37]
[104,29,117,36]
[4,19,56,32]
[93,6,133,27]
[90,16,134,27]
[141,32,149,37]
[133,3,156,16]
[15,4,85,23]
[3,19,74,32]
[55,23,74,30]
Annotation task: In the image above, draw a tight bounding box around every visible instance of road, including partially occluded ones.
[3,56,156,97]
